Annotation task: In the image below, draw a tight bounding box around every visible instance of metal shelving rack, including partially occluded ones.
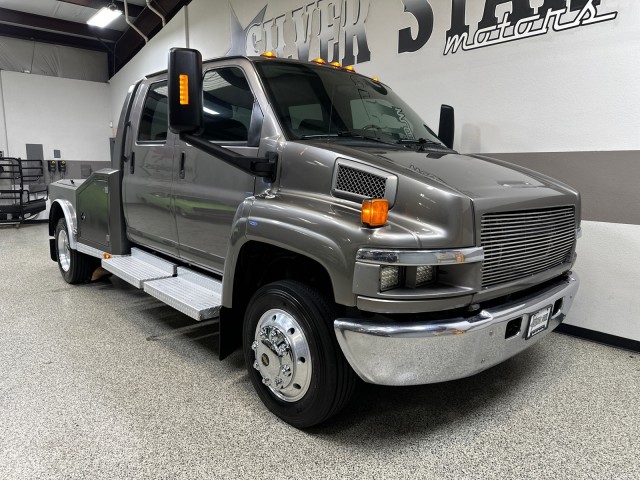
[0,157,48,226]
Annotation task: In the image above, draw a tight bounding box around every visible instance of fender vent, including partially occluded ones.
[335,165,386,199]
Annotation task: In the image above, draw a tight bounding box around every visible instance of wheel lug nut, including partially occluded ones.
[281,365,292,377]
[253,361,260,370]
[251,341,258,351]
[262,377,271,385]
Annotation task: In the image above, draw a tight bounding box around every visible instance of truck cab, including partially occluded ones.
[48,48,580,428]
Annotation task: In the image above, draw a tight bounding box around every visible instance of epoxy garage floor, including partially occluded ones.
[1,224,639,480]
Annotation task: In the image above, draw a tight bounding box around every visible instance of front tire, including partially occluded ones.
[55,218,98,284]
[243,280,356,428]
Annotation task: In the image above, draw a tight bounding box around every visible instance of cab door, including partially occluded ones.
[122,79,179,256]
[172,66,259,273]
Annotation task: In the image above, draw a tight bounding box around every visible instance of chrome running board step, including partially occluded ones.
[100,248,221,321]
[144,267,222,321]
[102,248,176,288]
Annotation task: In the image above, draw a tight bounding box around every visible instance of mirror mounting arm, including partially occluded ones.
[180,133,277,182]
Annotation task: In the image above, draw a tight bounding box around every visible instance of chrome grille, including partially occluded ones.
[481,206,576,288]
[335,165,386,199]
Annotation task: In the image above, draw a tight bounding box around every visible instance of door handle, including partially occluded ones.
[130,151,135,174]
[123,121,132,162]
[179,152,186,179]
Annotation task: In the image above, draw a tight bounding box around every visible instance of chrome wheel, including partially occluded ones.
[244,281,357,427]
[251,308,312,402]
[57,228,71,272]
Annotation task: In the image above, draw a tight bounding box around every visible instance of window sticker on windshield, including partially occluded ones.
[395,107,415,140]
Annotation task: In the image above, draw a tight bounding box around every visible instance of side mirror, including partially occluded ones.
[168,48,203,134]
[438,104,455,149]
[166,47,277,181]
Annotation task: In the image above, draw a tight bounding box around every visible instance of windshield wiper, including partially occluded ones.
[299,134,340,139]
[300,131,395,145]
[336,131,396,145]
[398,138,442,146]
[398,138,451,151]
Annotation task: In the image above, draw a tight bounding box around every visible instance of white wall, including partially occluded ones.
[572,221,640,341]
[0,36,108,82]
[1,71,111,162]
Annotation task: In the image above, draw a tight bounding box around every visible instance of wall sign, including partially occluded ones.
[227,0,618,63]
[227,0,370,66]
[444,0,618,55]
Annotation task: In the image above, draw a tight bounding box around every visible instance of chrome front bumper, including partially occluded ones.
[334,272,579,386]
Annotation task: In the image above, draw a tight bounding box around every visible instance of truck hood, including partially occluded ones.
[285,140,580,248]
[300,141,579,211]
[309,142,577,200]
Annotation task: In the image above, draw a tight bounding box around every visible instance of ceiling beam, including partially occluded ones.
[0,23,110,52]
[57,0,145,18]
[0,6,122,43]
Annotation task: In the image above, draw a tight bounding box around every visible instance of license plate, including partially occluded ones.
[527,306,552,339]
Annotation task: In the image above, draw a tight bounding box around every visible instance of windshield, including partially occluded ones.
[255,61,443,146]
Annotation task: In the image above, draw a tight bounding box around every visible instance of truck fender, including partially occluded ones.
[49,199,78,250]
[222,197,357,308]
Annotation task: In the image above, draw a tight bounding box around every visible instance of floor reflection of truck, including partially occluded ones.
[47,48,580,428]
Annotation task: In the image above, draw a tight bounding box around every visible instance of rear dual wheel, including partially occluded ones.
[243,280,356,428]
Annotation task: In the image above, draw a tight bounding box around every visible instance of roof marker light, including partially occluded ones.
[330,61,341,67]
[261,51,277,58]
[312,58,327,65]
[344,65,356,72]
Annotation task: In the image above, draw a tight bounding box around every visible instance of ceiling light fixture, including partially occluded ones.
[86,3,122,28]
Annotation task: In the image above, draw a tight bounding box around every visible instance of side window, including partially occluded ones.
[201,67,254,142]
[138,81,168,142]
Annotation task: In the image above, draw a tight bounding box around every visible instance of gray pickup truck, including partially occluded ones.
[48,48,580,428]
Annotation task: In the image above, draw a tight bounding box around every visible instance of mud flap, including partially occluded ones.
[49,238,57,262]
[219,306,242,360]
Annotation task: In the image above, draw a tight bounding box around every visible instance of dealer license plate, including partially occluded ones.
[527,306,552,339]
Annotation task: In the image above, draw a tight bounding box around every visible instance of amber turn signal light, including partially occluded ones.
[361,198,388,228]
[179,74,189,105]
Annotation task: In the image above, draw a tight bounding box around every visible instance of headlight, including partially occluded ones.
[415,265,435,285]
[380,266,402,291]
[379,265,436,291]
[405,265,435,288]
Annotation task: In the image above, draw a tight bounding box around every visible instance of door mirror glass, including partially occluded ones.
[168,48,203,134]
